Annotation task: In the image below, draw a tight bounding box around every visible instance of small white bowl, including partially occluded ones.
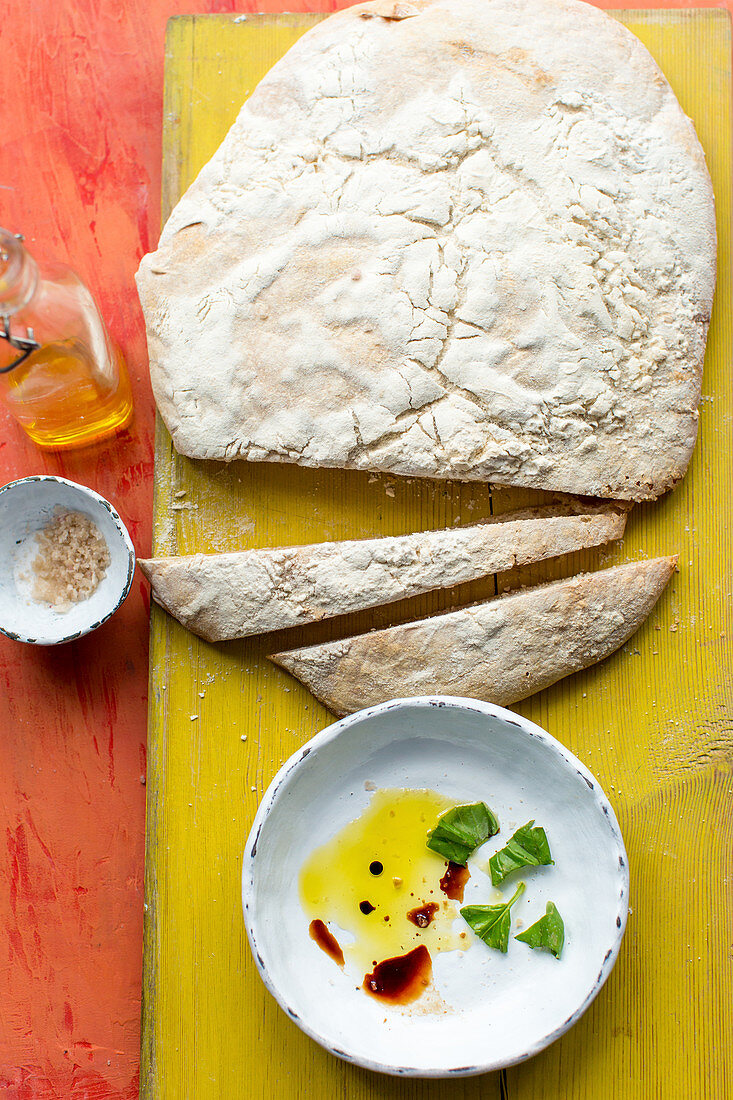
[0,475,135,645]
[243,697,629,1078]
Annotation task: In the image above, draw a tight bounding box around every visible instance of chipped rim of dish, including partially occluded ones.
[0,474,136,645]
[242,695,630,1078]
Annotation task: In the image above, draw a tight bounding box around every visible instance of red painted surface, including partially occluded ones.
[0,0,728,1096]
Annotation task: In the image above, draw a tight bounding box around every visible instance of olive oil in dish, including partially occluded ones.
[300,788,466,1002]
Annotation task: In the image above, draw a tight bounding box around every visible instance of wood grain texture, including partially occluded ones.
[0,0,161,1094]
[144,10,732,1098]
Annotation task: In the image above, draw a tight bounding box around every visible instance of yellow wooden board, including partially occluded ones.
[143,11,732,1097]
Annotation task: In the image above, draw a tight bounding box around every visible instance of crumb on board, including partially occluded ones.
[31,510,110,610]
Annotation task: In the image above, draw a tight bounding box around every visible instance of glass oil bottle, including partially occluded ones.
[0,228,133,448]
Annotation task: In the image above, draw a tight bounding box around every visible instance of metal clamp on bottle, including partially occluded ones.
[0,234,40,373]
[0,314,41,373]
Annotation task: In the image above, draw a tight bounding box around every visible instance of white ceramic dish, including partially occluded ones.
[0,475,135,645]
[242,697,629,1078]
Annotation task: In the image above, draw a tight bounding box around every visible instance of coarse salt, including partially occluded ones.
[31,510,110,611]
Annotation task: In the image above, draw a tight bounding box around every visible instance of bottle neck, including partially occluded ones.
[0,230,39,316]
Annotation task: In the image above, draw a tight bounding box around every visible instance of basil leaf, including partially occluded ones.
[488,820,553,886]
[516,901,565,958]
[427,801,500,866]
[460,882,526,953]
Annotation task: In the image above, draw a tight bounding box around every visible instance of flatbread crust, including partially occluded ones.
[137,0,715,500]
[269,556,677,713]
[138,502,627,641]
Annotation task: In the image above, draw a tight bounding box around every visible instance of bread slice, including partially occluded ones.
[269,556,676,714]
[138,502,627,642]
